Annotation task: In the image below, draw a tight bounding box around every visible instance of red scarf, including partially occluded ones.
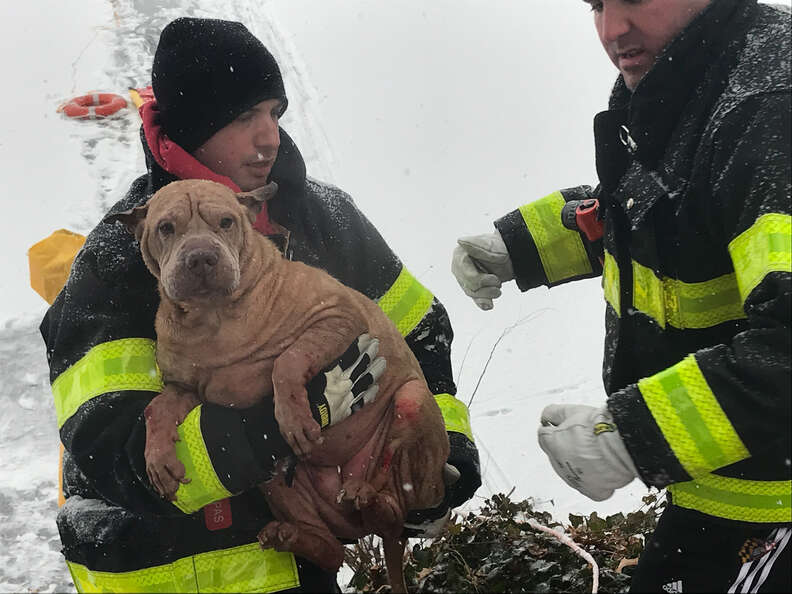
[139,100,277,235]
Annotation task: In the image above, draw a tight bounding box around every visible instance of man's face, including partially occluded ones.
[586,0,711,90]
[192,98,284,191]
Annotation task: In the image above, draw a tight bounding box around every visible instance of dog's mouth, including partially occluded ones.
[165,278,239,304]
[162,245,241,304]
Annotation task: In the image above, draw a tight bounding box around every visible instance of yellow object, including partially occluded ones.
[28,229,86,304]
[128,87,145,109]
[377,266,434,337]
[728,212,792,303]
[435,393,475,443]
[638,354,749,478]
[51,338,163,428]
[172,406,234,514]
[519,191,593,284]
[668,475,791,523]
[66,542,300,593]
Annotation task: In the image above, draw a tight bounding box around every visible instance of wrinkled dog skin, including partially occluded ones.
[106,179,450,592]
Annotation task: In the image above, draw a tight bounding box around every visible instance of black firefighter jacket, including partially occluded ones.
[495,0,790,526]
[40,126,477,591]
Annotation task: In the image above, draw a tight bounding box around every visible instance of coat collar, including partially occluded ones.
[615,0,755,167]
[595,0,757,223]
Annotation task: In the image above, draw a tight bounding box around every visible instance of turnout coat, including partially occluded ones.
[41,112,478,591]
[495,0,790,525]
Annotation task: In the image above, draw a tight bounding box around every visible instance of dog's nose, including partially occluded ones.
[186,249,219,275]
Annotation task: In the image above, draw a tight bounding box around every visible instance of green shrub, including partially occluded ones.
[344,491,665,593]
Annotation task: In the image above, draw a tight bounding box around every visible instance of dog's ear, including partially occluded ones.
[236,181,279,224]
[103,205,149,242]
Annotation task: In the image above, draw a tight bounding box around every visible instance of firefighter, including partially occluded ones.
[452,0,790,591]
[42,17,480,591]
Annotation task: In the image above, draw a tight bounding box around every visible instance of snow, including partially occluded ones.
[0,0,787,591]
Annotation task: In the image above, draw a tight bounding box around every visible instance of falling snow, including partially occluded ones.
[7,0,788,591]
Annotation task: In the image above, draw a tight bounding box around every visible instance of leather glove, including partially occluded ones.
[451,231,514,310]
[244,334,386,484]
[403,432,481,538]
[537,404,638,501]
[306,333,386,427]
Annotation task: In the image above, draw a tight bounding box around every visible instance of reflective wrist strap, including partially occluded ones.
[172,406,233,514]
[434,393,474,442]
[519,191,593,284]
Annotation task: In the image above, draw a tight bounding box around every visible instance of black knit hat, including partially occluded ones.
[152,17,288,152]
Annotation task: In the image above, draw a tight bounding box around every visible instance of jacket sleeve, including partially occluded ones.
[493,186,604,291]
[41,199,290,516]
[607,93,791,489]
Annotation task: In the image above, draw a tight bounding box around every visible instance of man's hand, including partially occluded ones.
[451,231,514,310]
[537,404,638,501]
[306,333,386,428]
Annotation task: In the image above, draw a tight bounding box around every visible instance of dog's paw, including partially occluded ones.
[145,442,189,500]
[274,396,323,457]
[338,478,377,509]
[258,521,298,551]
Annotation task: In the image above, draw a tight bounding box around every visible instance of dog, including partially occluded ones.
[107,179,451,592]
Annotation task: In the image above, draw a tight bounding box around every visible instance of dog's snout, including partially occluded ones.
[163,231,239,301]
[186,248,219,275]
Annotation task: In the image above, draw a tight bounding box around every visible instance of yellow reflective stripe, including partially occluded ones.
[171,406,232,514]
[728,212,792,303]
[632,260,745,329]
[519,191,593,284]
[67,542,299,593]
[632,261,665,325]
[666,272,745,328]
[52,338,163,428]
[377,266,434,337]
[669,476,791,523]
[602,251,620,314]
[638,355,749,478]
[435,393,474,442]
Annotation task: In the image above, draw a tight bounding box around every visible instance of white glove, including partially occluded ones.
[537,404,639,501]
[306,333,386,426]
[451,231,514,310]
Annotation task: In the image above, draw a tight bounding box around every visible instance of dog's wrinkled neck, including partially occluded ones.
[231,232,282,302]
[162,294,225,331]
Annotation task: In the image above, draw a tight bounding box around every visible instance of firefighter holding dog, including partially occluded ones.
[452,0,790,591]
[41,17,480,592]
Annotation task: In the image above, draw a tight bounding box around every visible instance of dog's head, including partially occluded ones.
[105,179,277,303]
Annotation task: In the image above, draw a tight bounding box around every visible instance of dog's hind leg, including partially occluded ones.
[383,536,408,594]
[257,520,345,572]
[258,463,345,572]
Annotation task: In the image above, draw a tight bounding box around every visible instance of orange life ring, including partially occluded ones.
[60,93,127,119]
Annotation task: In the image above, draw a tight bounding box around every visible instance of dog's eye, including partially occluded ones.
[158,221,174,236]
[219,217,234,230]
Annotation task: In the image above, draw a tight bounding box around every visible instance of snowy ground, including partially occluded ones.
[2,0,785,591]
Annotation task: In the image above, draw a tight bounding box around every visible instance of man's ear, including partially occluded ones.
[236,181,279,224]
[103,205,149,242]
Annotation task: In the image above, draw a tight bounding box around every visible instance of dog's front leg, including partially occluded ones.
[272,314,366,457]
[144,385,201,500]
